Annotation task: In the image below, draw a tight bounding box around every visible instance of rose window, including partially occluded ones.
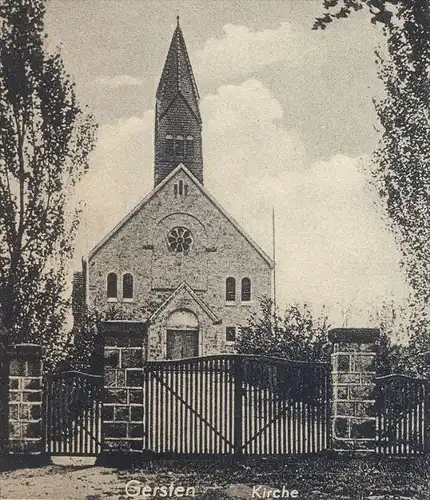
[168,227,193,253]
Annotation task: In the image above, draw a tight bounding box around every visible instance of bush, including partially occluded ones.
[236,297,331,363]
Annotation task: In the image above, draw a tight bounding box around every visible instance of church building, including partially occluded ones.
[81,20,273,360]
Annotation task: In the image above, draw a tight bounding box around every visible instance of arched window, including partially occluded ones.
[241,277,251,302]
[175,135,184,156]
[186,135,194,157]
[123,273,134,300]
[226,277,236,302]
[107,273,117,300]
[165,134,174,155]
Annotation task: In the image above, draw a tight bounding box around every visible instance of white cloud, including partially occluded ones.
[195,23,295,76]
[194,23,316,86]
[193,19,383,162]
[93,75,144,88]
[74,112,154,257]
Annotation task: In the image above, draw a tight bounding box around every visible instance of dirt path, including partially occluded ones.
[0,456,428,500]
[0,460,221,500]
[0,464,121,499]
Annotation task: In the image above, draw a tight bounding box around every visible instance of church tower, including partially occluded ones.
[154,18,203,186]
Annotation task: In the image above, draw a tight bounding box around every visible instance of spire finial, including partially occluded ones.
[176,15,180,28]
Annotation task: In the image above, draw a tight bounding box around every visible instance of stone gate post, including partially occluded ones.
[0,331,8,454]
[8,343,44,456]
[100,321,147,460]
[329,328,379,451]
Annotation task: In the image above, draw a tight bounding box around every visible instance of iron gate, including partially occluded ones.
[375,374,428,455]
[43,370,103,456]
[142,354,331,455]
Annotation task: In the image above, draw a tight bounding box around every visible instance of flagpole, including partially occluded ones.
[272,207,277,313]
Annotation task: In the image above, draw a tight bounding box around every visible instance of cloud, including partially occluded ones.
[74,112,154,257]
[93,75,144,88]
[192,20,382,163]
[194,22,317,87]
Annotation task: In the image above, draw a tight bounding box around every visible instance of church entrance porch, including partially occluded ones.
[166,329,198,359]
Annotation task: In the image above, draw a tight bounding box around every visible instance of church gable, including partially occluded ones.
[89,164,273,270]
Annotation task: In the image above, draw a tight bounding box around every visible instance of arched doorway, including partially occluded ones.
[166,309,199,359]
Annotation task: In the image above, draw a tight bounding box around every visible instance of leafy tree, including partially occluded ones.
[0,0,97,360]
[369,299,409,375]
[62,309,103,373]
[402,298,430,378]
[236,297,331,362]
[315,2,430,305]
[369,298,430,377]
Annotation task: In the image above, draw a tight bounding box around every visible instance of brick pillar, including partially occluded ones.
[8,344,44,455]
[100,321,147,459]
[329,328,379,451]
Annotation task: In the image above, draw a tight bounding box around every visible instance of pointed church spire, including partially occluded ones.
[154,20,203,185]
[156,19,201,122]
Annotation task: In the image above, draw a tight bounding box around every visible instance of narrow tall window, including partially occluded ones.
[186,135,194,157]
[123,273,134,300]
[107,273,117,299]
[226,277,236,302]
[175,135,184,156]
[241,277,251,301]
[166,134,174,155]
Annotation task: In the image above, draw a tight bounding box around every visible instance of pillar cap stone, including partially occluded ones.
[329,328,379,344]
[9,343,42,357]
[100,320,148,336]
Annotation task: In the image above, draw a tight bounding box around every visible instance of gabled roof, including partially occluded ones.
[156,20,201,122]
[148,282,221,324]
[88,163,274,268]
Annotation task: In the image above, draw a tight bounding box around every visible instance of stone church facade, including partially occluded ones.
[79,20,273,360]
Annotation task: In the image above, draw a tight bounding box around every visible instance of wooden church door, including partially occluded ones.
[165,310,199,359]
[166,329,198,359]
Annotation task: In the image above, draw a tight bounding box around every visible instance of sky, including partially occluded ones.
[45,0,410,325]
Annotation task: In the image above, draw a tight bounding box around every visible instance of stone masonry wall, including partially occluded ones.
[329,328,378,450]
[102,322,146,453]
[8,344,43,454]
[0,336,8,453]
